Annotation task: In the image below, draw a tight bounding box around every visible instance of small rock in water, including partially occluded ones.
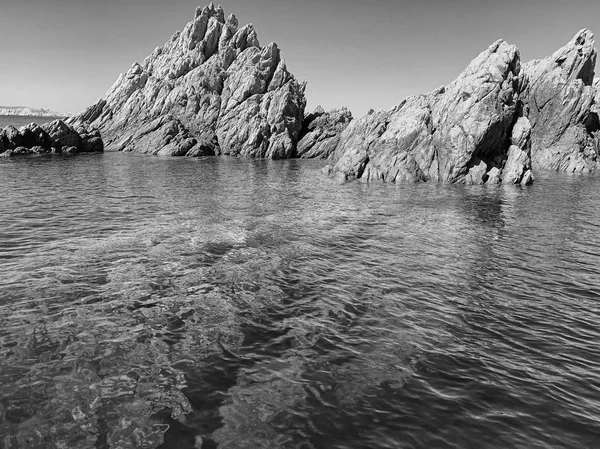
[71,406,87,421]
[69,5,306,159]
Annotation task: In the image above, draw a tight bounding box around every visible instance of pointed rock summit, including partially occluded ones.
[522,29,599,172]
[70,4,306,159]
[297,106,353,159]
[326,30,600,183]
[326,40,532,184]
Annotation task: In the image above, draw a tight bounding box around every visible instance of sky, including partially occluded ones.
[1,0,599,117]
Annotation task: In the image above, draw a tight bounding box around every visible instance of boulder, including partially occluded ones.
[69,4,306,159]
[297,106,353,159]
[42,120,103,153]
[21,123,52,148]
[464,157,489,185]
[42,120,82,149]
[82,137,104,153]
[0,123,52,151]
[486,166,502,184]
[1,125,24,150]
[522,29,599,172]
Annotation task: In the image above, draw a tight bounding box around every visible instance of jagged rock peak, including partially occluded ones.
[522,29,599,172]
[526,28,596,88]
[558,29,596,84]
[325,38,526,184]
[323,29,600,183]
[69,4,306,159]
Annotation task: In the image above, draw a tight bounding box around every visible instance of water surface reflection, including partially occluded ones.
[1,154,600,448]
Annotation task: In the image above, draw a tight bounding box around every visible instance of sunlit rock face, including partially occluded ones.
[69,3,306,159]
[326,30,600,183]
[522,29,599,173]
[296,106,353,159]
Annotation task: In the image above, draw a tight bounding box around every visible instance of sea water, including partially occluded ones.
[0,115,65,129]
[1,152,599,448]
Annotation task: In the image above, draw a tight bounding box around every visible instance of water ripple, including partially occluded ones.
[1,155,600,448]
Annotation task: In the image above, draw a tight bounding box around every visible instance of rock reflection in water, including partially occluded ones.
[2,155,600,448]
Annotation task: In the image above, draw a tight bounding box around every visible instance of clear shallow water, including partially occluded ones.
[1,152,600,448]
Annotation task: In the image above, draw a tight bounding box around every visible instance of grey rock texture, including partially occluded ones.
[326,30,600,183]
[327,40,526,183]
[0,120,103,157]
[502,117,534,185]
[296,106,353,159]
[69,3,306,159]
[522,29,599,172]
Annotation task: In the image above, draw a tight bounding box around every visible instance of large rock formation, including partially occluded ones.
[326,40,532,184]
[326,30,600,183]
[522,30,599,172]
[0,120,103,157]
[296,106,353,159]
[69,3,306,159]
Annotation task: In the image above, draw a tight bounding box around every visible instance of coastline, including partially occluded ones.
[0,115,66,128]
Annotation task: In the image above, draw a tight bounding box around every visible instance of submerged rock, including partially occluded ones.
[0,120,103,156]
[327,40,525,183]
[502,117,534,184]
[69,3,306,159]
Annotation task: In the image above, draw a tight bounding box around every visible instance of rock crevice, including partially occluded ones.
[522,29,599,173]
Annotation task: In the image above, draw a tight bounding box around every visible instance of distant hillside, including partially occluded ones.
[0,106,65,117]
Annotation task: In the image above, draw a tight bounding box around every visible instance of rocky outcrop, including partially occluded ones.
[0,120,103,157]
[67,13,600,174]
[522,29,599,172]
[69,3,306,159]
[326,40,528,184]
[296,106,353,159]
[326,30,600,184]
